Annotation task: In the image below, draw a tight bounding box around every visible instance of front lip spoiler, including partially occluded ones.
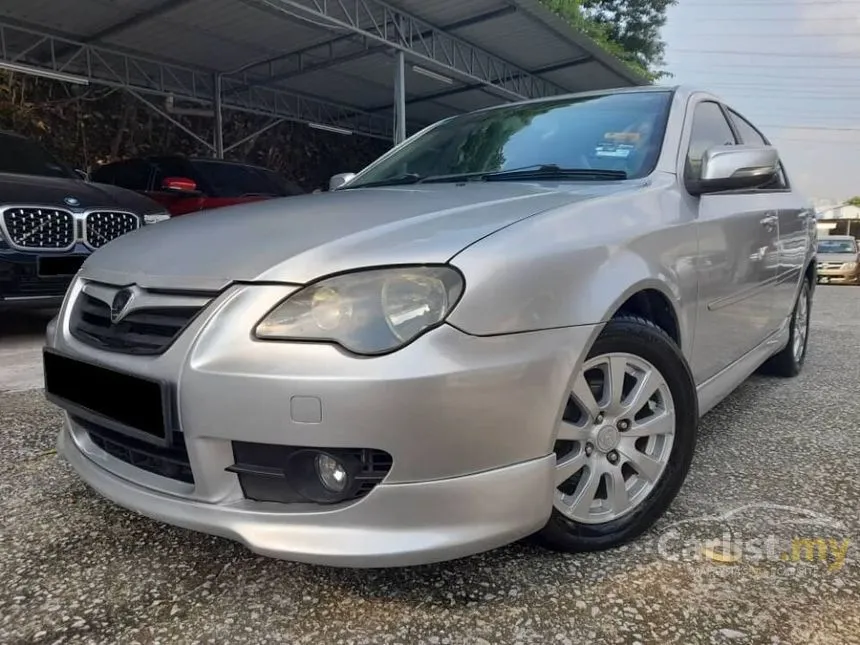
[58,424,556,568]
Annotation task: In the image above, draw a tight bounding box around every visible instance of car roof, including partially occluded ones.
[97,155,280,174]
[145,155,280,173]
[185,157,278,172]
[448,85,729,121]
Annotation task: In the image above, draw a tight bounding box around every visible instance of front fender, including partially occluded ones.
[446,190,697,355]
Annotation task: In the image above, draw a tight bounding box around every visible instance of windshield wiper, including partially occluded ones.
[482,164,628,181]
[417,164,627,184]
[345,164,628,189]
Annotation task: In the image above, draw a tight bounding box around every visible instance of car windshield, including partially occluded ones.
[347,90,672,188]
[191,161,301,198]
[0,133,75,179]
[818,239,857,254]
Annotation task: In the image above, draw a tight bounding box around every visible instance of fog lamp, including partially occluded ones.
[315,453,348,492]
[284,449,361,504]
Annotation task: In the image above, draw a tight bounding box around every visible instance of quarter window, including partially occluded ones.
[727,109,767,146]
[685,101,737,182]
[727,108,788,190]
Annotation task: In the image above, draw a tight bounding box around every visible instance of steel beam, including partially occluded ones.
[39,0,196,64]
[228,6,519,93]
[393,50,406,144]
[0,20,393,140]
[126,90,216,152]
[213,74,225,158]
[249,0,567,100]
[223,118,285,154]
[365,56,596,113]
[84,0,196,43]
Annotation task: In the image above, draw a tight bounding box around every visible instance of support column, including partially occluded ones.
[393,51,406,145]
[213,73,224,159]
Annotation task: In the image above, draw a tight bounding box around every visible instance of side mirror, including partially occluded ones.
[329,172,356,191]
[161,176,199,194]
[688,145,779,196]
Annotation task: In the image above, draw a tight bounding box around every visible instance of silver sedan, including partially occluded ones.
[44,86,816,567]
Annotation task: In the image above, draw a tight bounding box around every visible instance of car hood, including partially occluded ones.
[818,253,858,264]
[0,172,163,214]
[80,181,643,291]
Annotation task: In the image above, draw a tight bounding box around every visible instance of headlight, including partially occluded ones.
[255,266,464,355]
[843,262,858,271]
[143,211,171,225]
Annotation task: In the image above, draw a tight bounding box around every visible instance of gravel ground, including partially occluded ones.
[0,309,52,393]
[1,286,858,645]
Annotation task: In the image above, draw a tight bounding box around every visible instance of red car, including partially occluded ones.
[90,156,304,216]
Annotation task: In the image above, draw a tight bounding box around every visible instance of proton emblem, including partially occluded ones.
[64,196,80,207]
[110,288,134,323]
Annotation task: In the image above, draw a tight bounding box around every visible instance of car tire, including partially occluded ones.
[534,315,698,553]
[759,278,811,378]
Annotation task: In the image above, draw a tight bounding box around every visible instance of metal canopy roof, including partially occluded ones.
[0,0,646,148]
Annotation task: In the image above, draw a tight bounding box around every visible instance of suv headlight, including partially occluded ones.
[143,211,171,225]
[255,266,464,355]
[843,262,858,271]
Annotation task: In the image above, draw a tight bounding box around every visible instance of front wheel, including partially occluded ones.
[535,316,698,553]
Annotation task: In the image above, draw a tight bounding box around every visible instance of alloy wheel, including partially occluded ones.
[792,284,809,364]
[553,352,676,525]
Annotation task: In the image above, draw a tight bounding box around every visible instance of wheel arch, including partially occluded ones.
[596,276,688,354]
[611,287,682,347]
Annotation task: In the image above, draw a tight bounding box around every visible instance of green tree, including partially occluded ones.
[847,196,860,208]
[580,0,677,70]
[539,0,677,78]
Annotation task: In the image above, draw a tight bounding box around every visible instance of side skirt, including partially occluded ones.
[696,320,790,417]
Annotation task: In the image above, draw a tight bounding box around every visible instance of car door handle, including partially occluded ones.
[760,215,778,229]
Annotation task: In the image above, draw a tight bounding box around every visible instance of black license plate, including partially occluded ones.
[38,255,86,277]
[43,349,170,445]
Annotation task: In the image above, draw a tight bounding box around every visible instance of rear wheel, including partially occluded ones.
[536,316,698,552]
[760,279,811,378]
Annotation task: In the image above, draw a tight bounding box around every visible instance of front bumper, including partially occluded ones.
[51,279,599,566]
[0,243,89,310]
[59,427,555,567]
[817,270,860,284]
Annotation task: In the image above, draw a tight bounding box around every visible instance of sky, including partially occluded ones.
[660,0,860,205]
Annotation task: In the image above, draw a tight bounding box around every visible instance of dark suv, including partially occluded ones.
[0,132,169,311]
[90,156,304,216]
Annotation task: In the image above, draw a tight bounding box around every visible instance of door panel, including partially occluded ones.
[723,108,810,329]
[681,99,781,383]
[774,199,812,324]
[691,194,779,383]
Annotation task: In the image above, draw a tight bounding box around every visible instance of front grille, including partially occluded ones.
[229,442,393,505]
[70,292,208,355]
[76,416,193,484]
[84,211,140,248]
[1,207,75,250]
